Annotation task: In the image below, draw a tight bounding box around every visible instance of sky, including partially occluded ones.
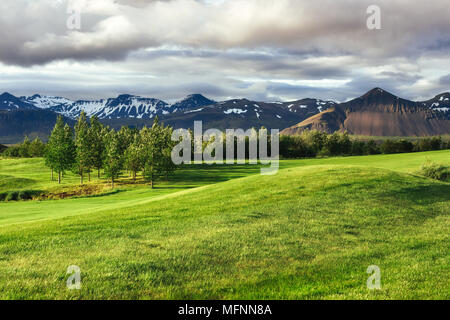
[0,0,449,103]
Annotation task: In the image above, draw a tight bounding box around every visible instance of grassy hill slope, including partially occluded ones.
[1,151,449,226]
[0,157,448,299]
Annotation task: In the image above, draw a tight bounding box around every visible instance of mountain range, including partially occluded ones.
[281,88,450,136]
[0,88,449,143]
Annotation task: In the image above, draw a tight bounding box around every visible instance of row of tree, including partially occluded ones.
[279,130,449,158]
[1,137,45,158]
[44,112,176,188]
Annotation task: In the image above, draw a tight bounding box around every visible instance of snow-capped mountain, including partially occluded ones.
[20,94,73,109]
[1,92,37,111]
[281,98,336,115]
[17,91,335,123]
[167,94,216,113]
[282,88,450,136]
[18,93,217,120]
[421,92,450,114]
[161,98,327,131]
[2,88,449,144]
[209,98,336,121]
[21,94,171,120]
[78,95,169,120]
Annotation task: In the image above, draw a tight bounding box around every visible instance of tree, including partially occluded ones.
[124,133,144,182]
[364,140,380,155]
[351,140,366,155]
[74,111,91,184]
[44,116,75,183]
[338,131,352,155]
[18,136,31,158]
[160,125,177,179]
[117,126,134,155]
[103,130,123,188]
[141,117,174,188]
[301,130,327,156]
[323,132,340,155]
[89,116,105,178]
[29,137,45,157]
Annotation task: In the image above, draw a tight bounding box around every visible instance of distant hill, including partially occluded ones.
[419,92,450,113]
[0,92,38,111]
[0,109,75,144]
[20,93,215,120]
[1,88,449,143]
[282,88,450,136]
[101,98,323,131]
[1,92,334,142]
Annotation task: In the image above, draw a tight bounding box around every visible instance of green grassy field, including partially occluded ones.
[0,151,449,299]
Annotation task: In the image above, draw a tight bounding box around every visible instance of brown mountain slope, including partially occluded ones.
[281,88,450,136]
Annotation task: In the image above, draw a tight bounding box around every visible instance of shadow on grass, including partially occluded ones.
[381,183,450,206]
[171,163,263,184]
[320,171,450,207]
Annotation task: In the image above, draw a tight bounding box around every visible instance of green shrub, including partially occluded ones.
[5,191,19,201]
[419,161,449,181]
[364,140,381,155]
[18,190,42,200]
[0,190,43,201]
[1,137,46,158]
[351,141,366,155]
[2,146,20,157]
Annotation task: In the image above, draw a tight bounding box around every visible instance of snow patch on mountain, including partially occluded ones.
[184,108,204,114]
[19,93,217,120]
[21,94,73,109]
[224,108,247,114]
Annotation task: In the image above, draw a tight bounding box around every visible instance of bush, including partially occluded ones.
[1,137,45,158]
[2,146,20,157]
[364,140,381,155]
[0,190,42,201]
[18,190,41,200]
[419,161,449,181]
[380,139,414,154]
[351,141,366,155]
[5,191,19,201]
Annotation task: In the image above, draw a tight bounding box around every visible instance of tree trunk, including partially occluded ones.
[98,168,100,179]
[150,169,154,189]
[150,152,154,189]
[80,171,83,185]
[58,171,61,184]
[111,178,114,189]
[51,168,54,181]
[88,170,91,182]
[133,171,136,182]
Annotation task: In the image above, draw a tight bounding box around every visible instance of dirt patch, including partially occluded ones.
[39,184,110,200]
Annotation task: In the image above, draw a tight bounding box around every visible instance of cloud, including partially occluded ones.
[1,0,450,66]
[0,0,448,102]
[439,74,450,86]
